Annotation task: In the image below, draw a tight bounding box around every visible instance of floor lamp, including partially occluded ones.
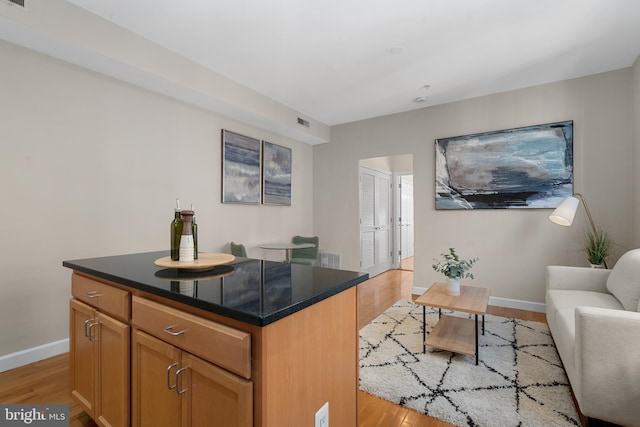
[548,193,608,268]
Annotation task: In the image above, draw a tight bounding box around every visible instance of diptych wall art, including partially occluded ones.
[222,130,261,204]
[262,141,292,205]
[221,130,293,205]
[435,121,573,209]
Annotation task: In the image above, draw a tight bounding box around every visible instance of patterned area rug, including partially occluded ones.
[359,300,580,427]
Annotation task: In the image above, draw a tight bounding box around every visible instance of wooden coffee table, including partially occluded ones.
[415,283,490,365]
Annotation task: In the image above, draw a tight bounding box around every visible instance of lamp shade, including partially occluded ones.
[549,196,579,226]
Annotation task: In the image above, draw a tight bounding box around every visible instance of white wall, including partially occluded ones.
[633,56,640,246]
[315,69,635,304]
[0,40,314,358]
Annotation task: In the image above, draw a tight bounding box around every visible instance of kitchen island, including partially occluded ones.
[63,251,368,427]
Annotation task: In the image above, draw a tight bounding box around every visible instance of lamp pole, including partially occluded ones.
[574,192,608,269]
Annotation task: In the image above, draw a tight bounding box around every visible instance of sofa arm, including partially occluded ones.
[546,265,610,292]
[575,306,640,425]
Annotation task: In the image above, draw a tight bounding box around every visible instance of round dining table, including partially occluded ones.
[259,242,316,263]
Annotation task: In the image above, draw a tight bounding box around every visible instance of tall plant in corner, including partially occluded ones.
[432,248,478,296]
[583,228,611,268]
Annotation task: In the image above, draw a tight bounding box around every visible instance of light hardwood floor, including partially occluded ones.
[1,269,563,427]
[399,256,414,271]
[0,352,98,427]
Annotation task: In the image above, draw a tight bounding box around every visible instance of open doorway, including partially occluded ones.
[359,155,414,277]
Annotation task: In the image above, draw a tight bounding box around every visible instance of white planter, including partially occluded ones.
[446,278,460,296]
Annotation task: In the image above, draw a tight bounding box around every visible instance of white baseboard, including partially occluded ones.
[0,338,69,373]
[489,296,546,313]
[411,286,546,313]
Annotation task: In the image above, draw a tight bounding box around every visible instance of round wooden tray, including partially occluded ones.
[154,253,235,271]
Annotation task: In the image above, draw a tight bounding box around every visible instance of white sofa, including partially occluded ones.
[546,249,640,427]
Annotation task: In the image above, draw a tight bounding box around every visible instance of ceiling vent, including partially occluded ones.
[2,0,26,7]
[297,117,310,128]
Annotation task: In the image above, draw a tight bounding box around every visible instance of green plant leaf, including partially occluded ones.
[432,248,478,279]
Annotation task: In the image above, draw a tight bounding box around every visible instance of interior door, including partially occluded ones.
[400,175,414,261]
[360,167,392,277]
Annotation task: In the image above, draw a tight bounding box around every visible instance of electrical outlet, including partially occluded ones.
[315,402,329,427]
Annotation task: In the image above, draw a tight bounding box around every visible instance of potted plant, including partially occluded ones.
[583,228,611,268]
[432,248,478,296]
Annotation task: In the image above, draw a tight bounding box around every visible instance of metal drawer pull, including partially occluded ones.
[87,321,98,342]
[166,362,178,390]
[85,291,102,298]
[163,325,186,336]
[175,367,188,395]
[84,319,93,337]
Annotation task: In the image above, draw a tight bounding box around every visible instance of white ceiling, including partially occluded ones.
[66,0,640,126]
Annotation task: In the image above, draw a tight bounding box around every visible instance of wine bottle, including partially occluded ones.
[191,204,198,260]
[170,198,183,261]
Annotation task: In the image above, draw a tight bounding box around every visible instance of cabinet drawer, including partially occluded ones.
[131,296,251,379]
[72,273,130,321]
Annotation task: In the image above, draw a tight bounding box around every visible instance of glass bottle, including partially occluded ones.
[170,198,183,261]
[179,210,195,262]
[191,204,198,260]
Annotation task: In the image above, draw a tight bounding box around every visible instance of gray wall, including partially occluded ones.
[315,68,635,304]
[634,56,640,245]
[0,40,314,357]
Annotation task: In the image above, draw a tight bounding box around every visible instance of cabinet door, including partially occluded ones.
[96,312,130,427]
[132,330,182,427]
[70,299,96,417]
[182,353,252,427]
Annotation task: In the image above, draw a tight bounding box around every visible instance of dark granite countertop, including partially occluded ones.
[63,251,368,327]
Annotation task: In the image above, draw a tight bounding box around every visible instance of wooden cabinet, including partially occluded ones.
[95,311,131,427]
[68,268,358,427]
[70,298,130,427]
[70,299,96,415]
[131,325,252,427]
[130,330,181,427]
[183,352,252,427]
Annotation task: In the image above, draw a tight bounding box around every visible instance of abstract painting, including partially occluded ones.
[222,130,261,204]
[435,121,573,209]
[262,141,292,205]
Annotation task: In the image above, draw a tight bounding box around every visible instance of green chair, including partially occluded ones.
[230,242,247,258]
[290,236,319,266]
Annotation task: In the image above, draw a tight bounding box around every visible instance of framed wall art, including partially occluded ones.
[222,130,261,204]
[262,141,292,205]
[435,120,573,210]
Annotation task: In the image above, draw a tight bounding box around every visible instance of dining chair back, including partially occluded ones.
[230,242,247,258]
[290,236,319,266]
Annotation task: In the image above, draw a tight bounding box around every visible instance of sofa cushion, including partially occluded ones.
[606,249,640,311]
[546,289,624,318]
[545,289,623,341]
